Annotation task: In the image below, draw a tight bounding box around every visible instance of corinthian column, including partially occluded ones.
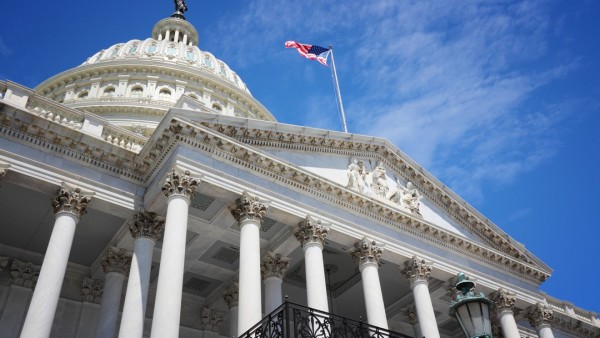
[95,248,131,338]
[229,191,268,336]
[351,237,388,330]
[526,302,555,338]
[21,185,93,338]
[261,251,291,314]
[0,260,40,337]
[491,289,519,338]
[293,216,330,313]
[401,256,440,338]
[222,282,239,338]
[404,303,421,338]
[150,169,200,338]
[119,211,164,338]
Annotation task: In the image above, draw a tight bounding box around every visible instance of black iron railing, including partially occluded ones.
[239,301,413,338]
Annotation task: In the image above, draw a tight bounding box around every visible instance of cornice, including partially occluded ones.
[140,117,550,283]
[189,118,547,270]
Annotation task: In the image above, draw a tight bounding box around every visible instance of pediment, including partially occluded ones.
[162,110,551,283]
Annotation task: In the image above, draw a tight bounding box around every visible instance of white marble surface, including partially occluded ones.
[236,219,262,336]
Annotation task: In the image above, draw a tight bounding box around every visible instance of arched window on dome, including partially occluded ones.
[147,44,157,54]
[166,45,177,57]
[78,91,89,99]
[110,47,121,58]
[186,50,197,62]
[130,86,144,97]
[103,86,115,97]
[203,55,212,68]
[158,89,172,101]
[212,103,223,112]
[219,63,227,76]
[128,44,139,55]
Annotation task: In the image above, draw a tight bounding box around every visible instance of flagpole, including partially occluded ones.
[329,45,348,133]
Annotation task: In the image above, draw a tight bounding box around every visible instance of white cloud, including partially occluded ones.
[209,0,581,202]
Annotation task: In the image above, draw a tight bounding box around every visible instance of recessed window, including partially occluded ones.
[186,50,196,61]
[128,44,139,55]
[212,103,222,112]
[130,86,143,97]
[78,91,88,99]
[203,55,212,68]
[159,89,172,100]
[219,63,226,76]
[103,87,115,96]
[147,44,157,54]
[110,47,120,57]
[167,45,177,56]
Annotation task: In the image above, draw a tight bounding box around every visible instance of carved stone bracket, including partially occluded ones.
[351,237,384,268]
[0,256,8,271]
[401,256,432,285]
[492,288,517,314]
[526,302,554,328]
[222,282,239,309]
[81,277,103,303]
[261,251,291,279]
[200,307,224,332]
[129,211,165,241]
[52,184,93,219]
[10,259,41,288]
[404,303,418,326]
[293,215,330,248]
[162,168,200,200]
[229,191,268,224]
[101,247,132,275]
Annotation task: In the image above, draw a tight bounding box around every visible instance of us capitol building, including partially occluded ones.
[0,3,598,338]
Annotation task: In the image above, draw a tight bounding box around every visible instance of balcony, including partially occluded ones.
[239,301,413,338]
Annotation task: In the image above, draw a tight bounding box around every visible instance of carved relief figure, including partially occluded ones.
[371,161,389,198]
[390,180,422,216]
[347,157,367,193]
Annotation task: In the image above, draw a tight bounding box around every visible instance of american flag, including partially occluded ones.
[285,41,331,66]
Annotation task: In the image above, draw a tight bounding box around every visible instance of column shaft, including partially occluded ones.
[20,212,78,338]
[413,281,439,338]
[150,195,190,338]
[498,311,520,338]
[229,306,239,338]
[304,243,328,312]
[0,286,32,337]
[537,324,555,338]
[95,272,126,338]
[264,277,282,315]
[237,219,262,336]
[360,264,388,329]
[119,238,155,338]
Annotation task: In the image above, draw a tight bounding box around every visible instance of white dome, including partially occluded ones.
[35,16,275,137]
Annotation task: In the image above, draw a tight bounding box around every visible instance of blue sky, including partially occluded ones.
[1,1,599,313]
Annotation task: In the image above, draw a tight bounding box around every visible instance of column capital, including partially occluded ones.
[52,184,93,219]
[401,256,432,285]
[526,302,553,328]
[229,191,268,223]
[129,211,165,241]
[351,236,384,268]
[404,303,418,326]
[261,251,291,279]
[200,307,225,332]
[294,215,330,248]
[81,276,103,303]
[101,248,132,275]
[222,282,239,309]
[162,168,201,200]
[491,288,517,314]
[0,256,8,271]
[9,259,41,288]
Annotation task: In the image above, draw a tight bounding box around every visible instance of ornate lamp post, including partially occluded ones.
[449,272,493,338]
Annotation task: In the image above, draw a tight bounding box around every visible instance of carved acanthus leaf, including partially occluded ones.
[162,168,200,199]
[200,307,224,332]
[294,216,330,247]
[526,302,553,328]
[81,277,103,303]
[401,256,432,285]
[492,288,517,313]
[129,211,165,241]
[222,282,239,309]
[101,248,131,275]
[229,191,268,223]
[261,251,291,279]
[10,259,41,288]
[351,237,384,267]
[52,185,93,218]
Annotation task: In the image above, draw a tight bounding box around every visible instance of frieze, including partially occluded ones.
[145,119,550,283]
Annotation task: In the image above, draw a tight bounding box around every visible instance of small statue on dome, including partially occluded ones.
[172,0,188,19]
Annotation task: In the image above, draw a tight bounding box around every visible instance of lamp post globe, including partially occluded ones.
[449,272,493,338]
